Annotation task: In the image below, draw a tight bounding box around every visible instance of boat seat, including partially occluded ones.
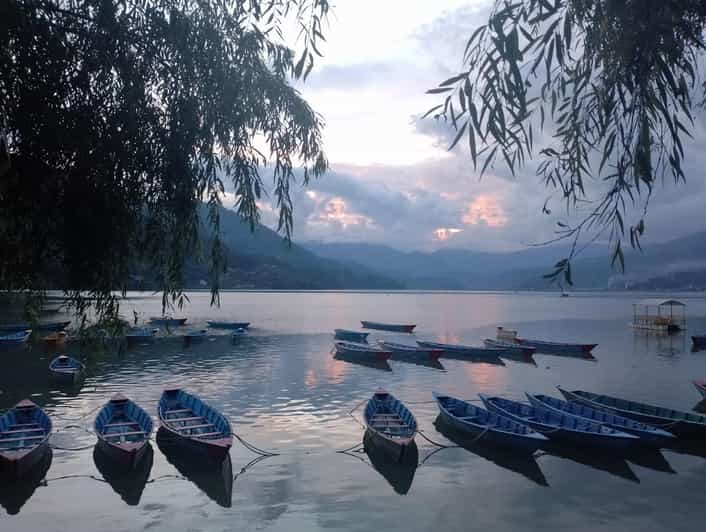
[104,430,146,439]
[176,423,214,431]
[9,423,40,429]
[164,408,192,414]
[457,416,478,422]
[0,434,47,443]
[194,431,226,438]
[104,421,140,428]
[372,422,408,428]
[167,416,204,423]
[1,428,46,435]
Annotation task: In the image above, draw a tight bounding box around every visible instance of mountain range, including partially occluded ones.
[133,205,706,291]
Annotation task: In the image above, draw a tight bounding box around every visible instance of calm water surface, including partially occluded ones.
[2,291,706,531]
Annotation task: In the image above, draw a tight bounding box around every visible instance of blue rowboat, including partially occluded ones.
[364,389,417,462]
[207,320,250,330]
[149,316,187,327]
[157,389,232,461]
[480,395,639,451]
[433,393,547,451]
[334,329,370,343]
[48,355,84,383]
[379,341,443,360]
[0,330,31,346]
[529,391,675,447]
[0,400,52,478]
[558,388,706,439]
[417,340,504,359]
[184,329,208,343]
[125,327,158,343]
[482,338,536,357]
[334,341,392,361]
[361,321,416,333]
[94,394,153,469]
[0,320,69,334]
[495,327,597,355]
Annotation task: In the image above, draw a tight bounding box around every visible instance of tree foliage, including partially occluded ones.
[0,0,329,318]
[427,0,706,286]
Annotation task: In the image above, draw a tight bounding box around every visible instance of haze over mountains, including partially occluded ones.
[153,207,706,291]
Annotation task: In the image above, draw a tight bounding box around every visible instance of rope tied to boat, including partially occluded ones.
[230,432,279,457]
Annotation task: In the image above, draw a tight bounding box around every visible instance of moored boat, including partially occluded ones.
[361,321,416,333]
[694,380,706,400]
[559,388,706,439]
[496,326,597,355]
[149,316,187,327]
[334,329,370,343]
[378,341,442,360]
[364,389,417,462]
[417,340,504,359]
[157,389,232,461]
[125,327,158,344]
[0,400,53,479]
[0,330,31,346]
[207,320,250,330]
[48,355,84,383]
[483,338,536,357]
[528,391,675,447]
[692,334,706,349]
[433,393,547,451]
[42,331,68,348]
[334,341,392,361]
[480,395,639,450]
[184,329,208,342]
[0,320,69,334]
[94,394,153,468]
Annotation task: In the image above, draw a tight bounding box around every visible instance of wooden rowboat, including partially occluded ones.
[378,341,442,360]
[361,321,416,333]
[496,326,597,355]
[158,389,232,461]
[0,330,31,346]
[48,355,84,383]
[94,394,153,469]
[334,329,370,343]
[125,327,158,343]
[0,400,52,479]
[434,393,547,451]
[42,331,68,348]
[480,395,639,451]
[693,380,706,400]
[483,338,536,357]
[417,340,504,359]
[692,335,706,349]
[560,388,706,439]
[207,320,250,330]
[528,392,675,447]
[334,341,392,361]
[0,320,69,334]
[149,316,187,327]
[364,389,417,462]
[184,329,208,343]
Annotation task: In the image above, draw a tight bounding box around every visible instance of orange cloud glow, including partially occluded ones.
[462,195,508,227]
[315,197,374,229]
[434,227,462,241]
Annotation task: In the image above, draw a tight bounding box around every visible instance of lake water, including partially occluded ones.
[2,291,706,531]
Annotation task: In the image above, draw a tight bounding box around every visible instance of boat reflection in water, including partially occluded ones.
[93,443,154,506]
[156,428,233,507]
[333,352,392,372]
[390,357,445,371]
[543,443,639,483]
[433,417,548,487]
[0,446,52,515]
[363,431,418,495]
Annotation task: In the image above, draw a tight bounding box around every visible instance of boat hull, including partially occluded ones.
[364,427,414,462]
[334,329,370,342]
[0,321,69,334]
[483,339,536,357]
[150,318,187,327]
[96,438,149,469]
[361,321,416,333]
[158,426,231,462]
[334,342,392,361]
[436,406,545,452]
[0,443,50,479]
[518,338,597,355]
[694,381,706,400]
[417,341,504,359]
[692,335,706,348]
[561,389,706,439]
[207,321,250,330]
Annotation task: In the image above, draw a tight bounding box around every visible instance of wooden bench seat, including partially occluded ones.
[1,428,46,435]
[194,431,225,438]
[371,422,408,428]
[9,423,41,429]
[167,416,204,423]
[164,408,192,415]
[103,430,146,439]
[176,423,214,432]
[105,421,140,428]
[0,434,47,443]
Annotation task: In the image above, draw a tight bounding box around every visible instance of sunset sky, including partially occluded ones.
[248,0,706,252]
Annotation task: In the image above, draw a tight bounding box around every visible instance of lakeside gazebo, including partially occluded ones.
[631,299,687,334]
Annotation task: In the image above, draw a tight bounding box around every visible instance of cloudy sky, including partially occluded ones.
[247,0,706,252]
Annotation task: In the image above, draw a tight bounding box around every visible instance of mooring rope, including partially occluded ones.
[230,432,279,457]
